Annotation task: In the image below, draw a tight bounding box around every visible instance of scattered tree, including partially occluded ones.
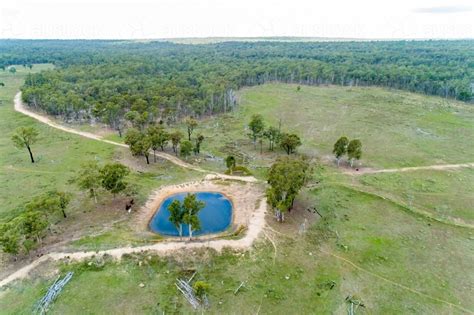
[73,161,102,203]
[182,193,205,240]
[185,117,198,141]
[9,67,16,74]
[347,139,362,167]
[168,200,185,239]
[170,130,183,156]
[180,140,193,159]
[266,157,310,222]
[333,136,349,166]
[100,163,130,197]
[12,127,39,163]
[147,125,169,161]
[279,133,302,155]
[194,133,204,154]
[225,155,236,174]
[248,114,265,149]
[125,128,152,164]
[263,126,280,151]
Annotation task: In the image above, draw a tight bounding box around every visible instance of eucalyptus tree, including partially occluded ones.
[333,136,349,166]
[248,114,265,149]
[185,117,198,141]
[347,139,362,167]
[11,127,39,163]
[182,193,205,240]
[266,157,310,222]
[279,133,302,155]
[168,200,185,239]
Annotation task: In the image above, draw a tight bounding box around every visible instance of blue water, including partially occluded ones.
[149,192,233,236]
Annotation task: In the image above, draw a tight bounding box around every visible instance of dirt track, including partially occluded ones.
[343,162,474,175]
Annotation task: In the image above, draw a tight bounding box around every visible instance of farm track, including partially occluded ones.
[344,163,474,175]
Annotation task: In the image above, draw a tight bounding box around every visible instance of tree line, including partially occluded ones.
[2,39,469,132]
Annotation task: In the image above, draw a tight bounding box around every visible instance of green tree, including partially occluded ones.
[25,191,71,219]
[73,161,102,203]
[19,210,49,244]
[266,157,310,222]
[182,193,205,240]
[125,128,152,164]
[147,125,169,161]
[225,155,236,174]
[180,140,193,159]
[333,136,349,166]
[9,67,16,74]
[263,126,280,151]
[168,200,185,239]
[347,139,362,167]
[170,130,183,156]
[185,117,198,141]
[279,133,302,155]
[248,114,265,149]
[194,133,204,154]
[100,163,130,197]
[12,127,39,163]
[0,223,20,255]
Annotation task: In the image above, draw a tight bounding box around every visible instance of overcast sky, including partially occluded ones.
[1,0,473,39]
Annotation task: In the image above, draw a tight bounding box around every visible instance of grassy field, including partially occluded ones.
[1,182,473,314]
[0,65,201,255]
[1,78,473,314]
[358,168,474,225]
[195,83,474,170]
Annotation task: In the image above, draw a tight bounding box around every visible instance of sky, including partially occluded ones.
[0,0,473,39]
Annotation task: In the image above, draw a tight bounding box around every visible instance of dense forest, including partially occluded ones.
[1,39,472,132]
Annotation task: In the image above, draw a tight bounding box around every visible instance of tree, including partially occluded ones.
[180,140,193,159]
[225,155,236,174]
[279,133,302,155]
[19,210,49,244]
[194,133,204,154]
[100,163,130,197]
[147,125,169,161]
[347,139,362,167]
[248,114,265,149]
[125,128,152,164]
[101,102,125,137]
[9,67,16,74]
[185,117,198,141]
[25,191,71,219]
[12,127,39,163]
[168,200,185,239]
[0,82,5,87]
[263,126,280,151]
[73,161,102,203]
[266,157,310,222]
[0,223,20,255]
[170,130,183,156]
[182,193,205,240]
[333,136,349,166]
